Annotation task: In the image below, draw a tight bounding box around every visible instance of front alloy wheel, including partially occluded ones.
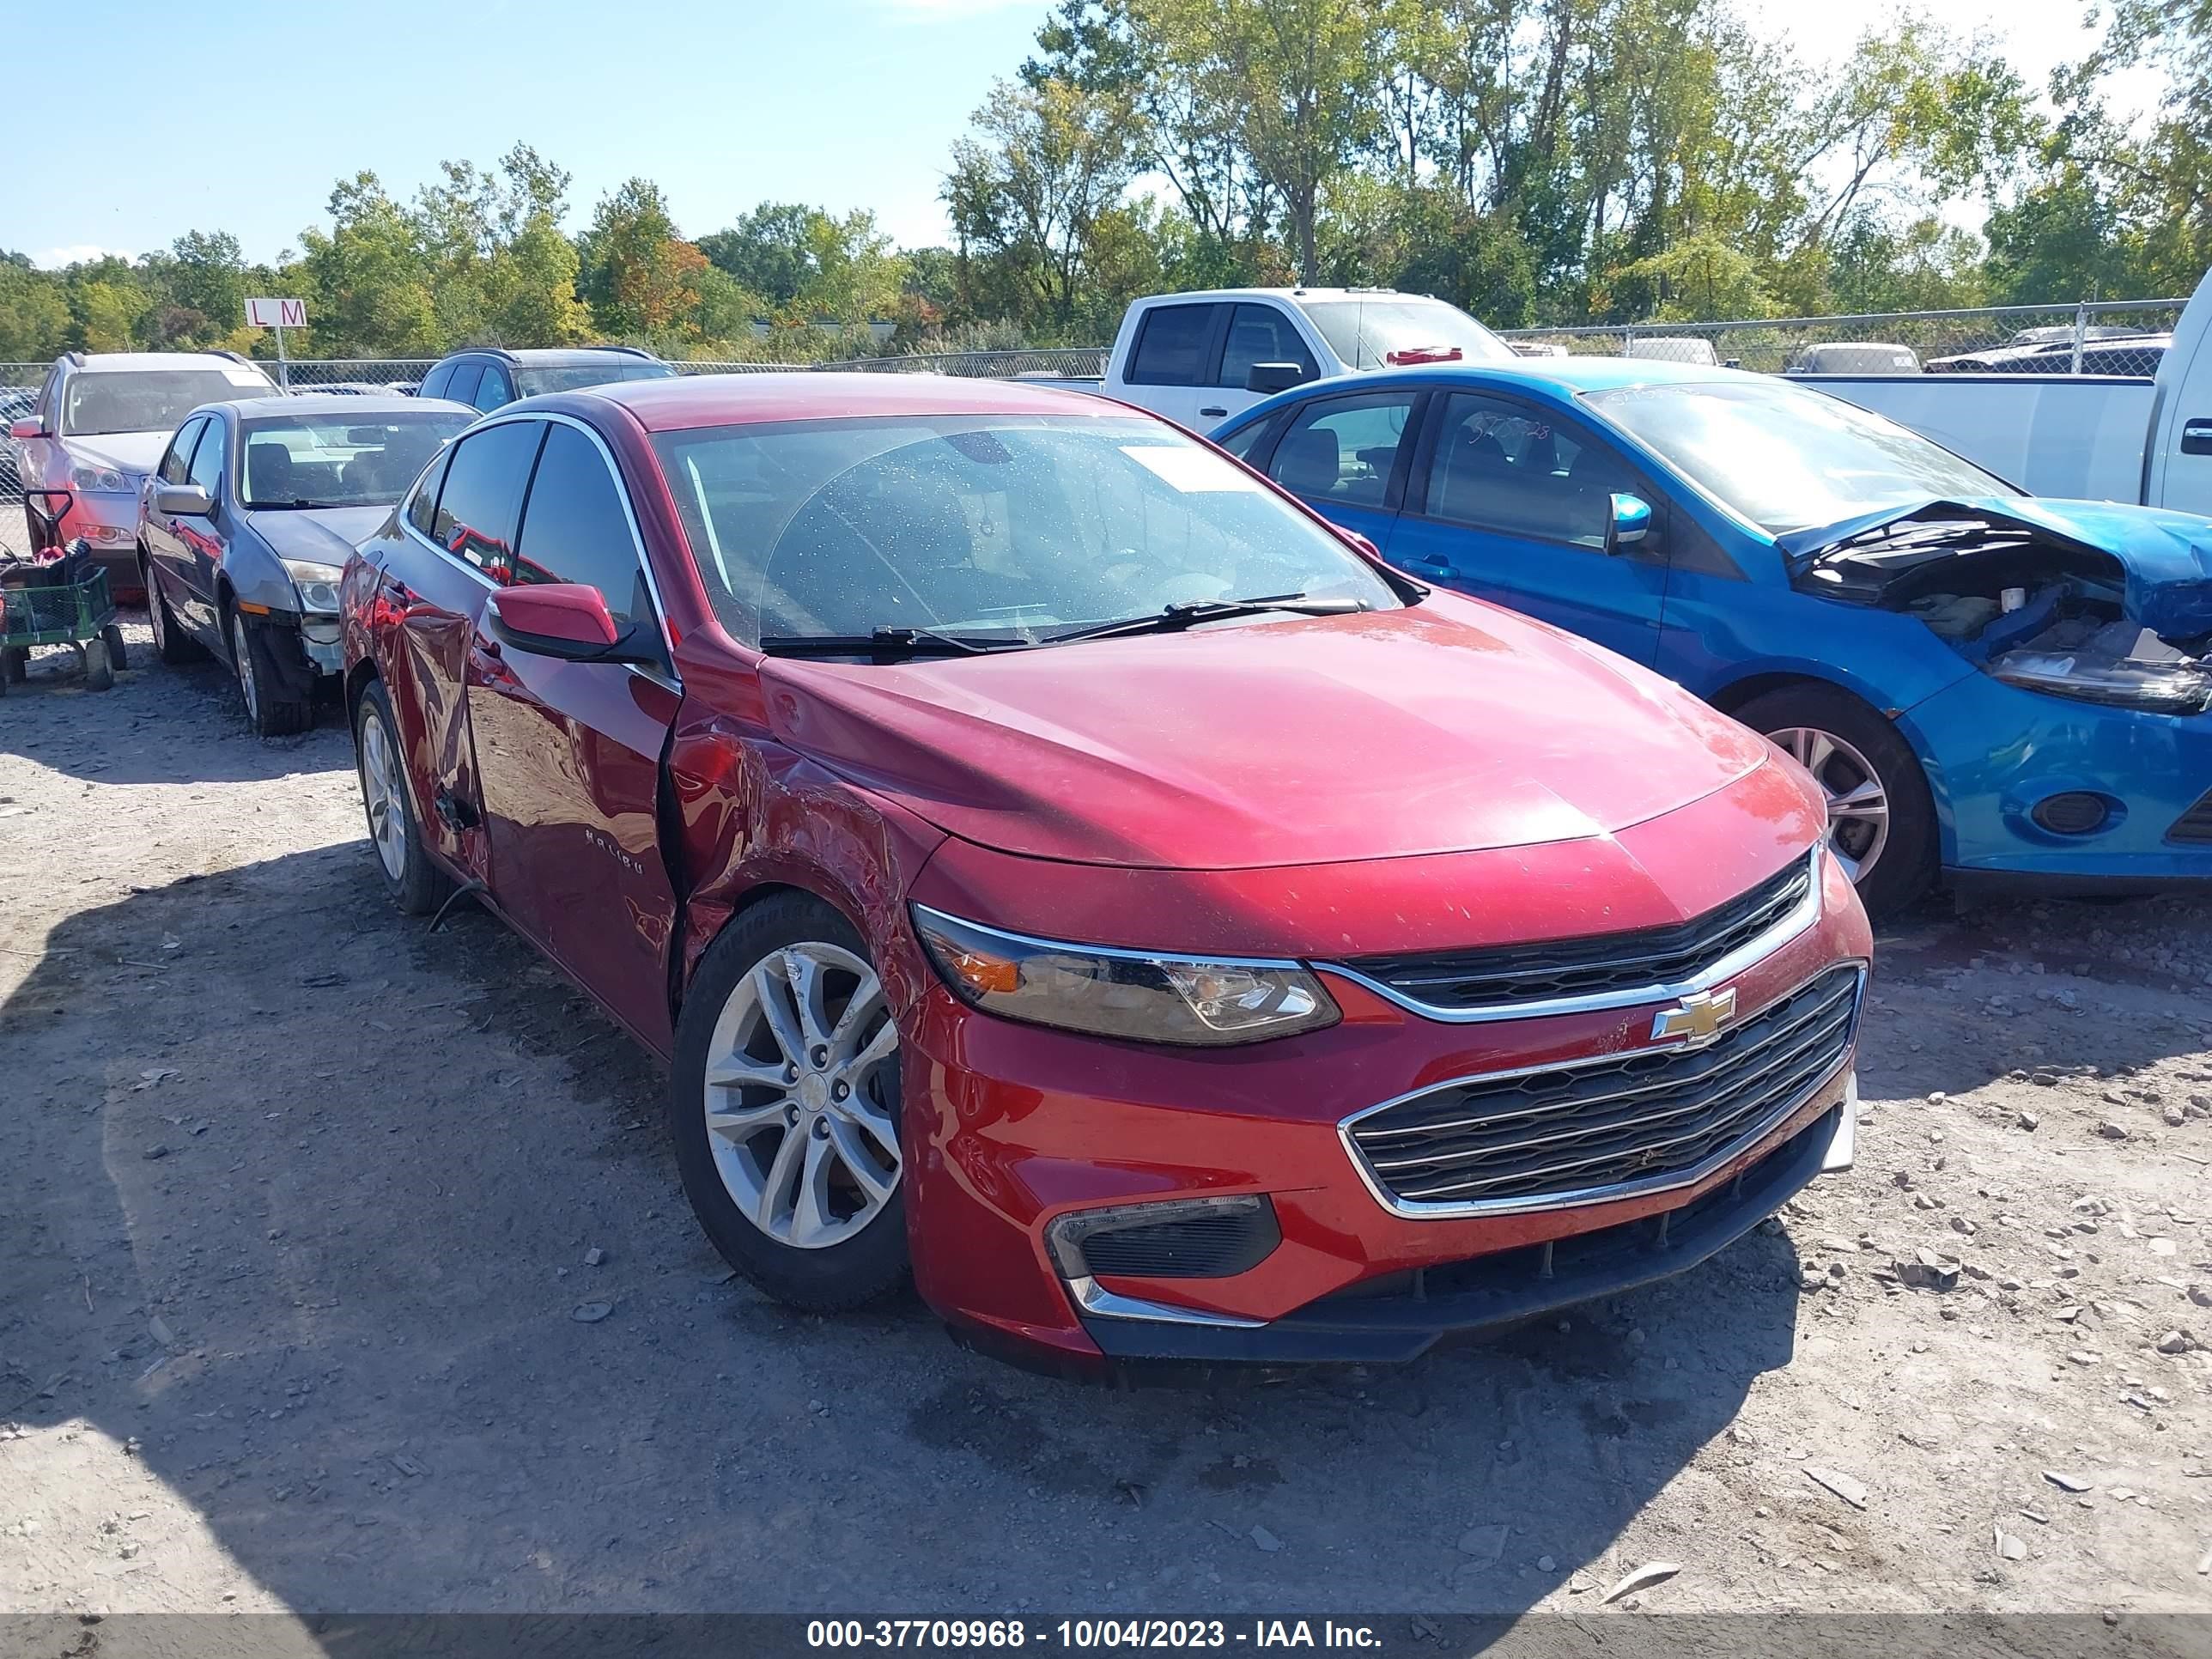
[671,896,908,1310]
[1735,682,1936,919]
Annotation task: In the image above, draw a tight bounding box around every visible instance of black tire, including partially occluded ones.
[670,894,909,1313]
[82,637,113,692]
[229,608,311,737]
[144,557,203,665]
[1735,682,1937,919]
[101,623,127,672]
[353,678,452,916]
[1,647,25,684]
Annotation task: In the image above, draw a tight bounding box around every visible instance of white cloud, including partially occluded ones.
[33,244,136,270]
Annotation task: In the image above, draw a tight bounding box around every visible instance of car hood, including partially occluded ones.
[1779,495,2212,640]
[245,507,392,567]
[64,431,169,476]
[760,599,1775,870]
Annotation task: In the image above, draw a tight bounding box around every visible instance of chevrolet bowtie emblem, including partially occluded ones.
[1652,988,1737,1044]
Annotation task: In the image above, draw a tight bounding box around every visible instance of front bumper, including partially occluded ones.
[1906,669,2212,889]
[902,843,1870,1375]
[56,495,142,591]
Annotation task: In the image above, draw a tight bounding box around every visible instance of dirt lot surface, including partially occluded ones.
[5,605,2212,1631]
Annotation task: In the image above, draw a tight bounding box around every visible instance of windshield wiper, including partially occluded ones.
[251,499,359,511]
[1042,592,1368,647]
[757,626,1034,659]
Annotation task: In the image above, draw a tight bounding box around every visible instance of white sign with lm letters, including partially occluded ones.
[245,297,307,328]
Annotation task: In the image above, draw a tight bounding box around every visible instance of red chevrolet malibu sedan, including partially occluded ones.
[339,374,1871,1375]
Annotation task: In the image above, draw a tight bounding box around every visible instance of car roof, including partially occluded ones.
[1134,286,1443,306]
[569,371,1134,433]
[446,347,664,366]
[64,351,273,375]
[225,393,473,419]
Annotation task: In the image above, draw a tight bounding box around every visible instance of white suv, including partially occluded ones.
[11,351,276,595]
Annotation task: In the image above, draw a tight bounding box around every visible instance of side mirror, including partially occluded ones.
[9,416,45,441]
[1604,492,1653,556]
[1244,362,1310,396]
[484,583,659,665]
[155,483,213,517]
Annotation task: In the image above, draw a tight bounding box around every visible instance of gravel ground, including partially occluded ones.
[4,614,2212,1627]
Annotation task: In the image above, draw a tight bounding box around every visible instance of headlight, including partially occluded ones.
[70,464,131,494]
[1989,649,2212,714]
[912,906,1339,1046]
[282,559,347,615]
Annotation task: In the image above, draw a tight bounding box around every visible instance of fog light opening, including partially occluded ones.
[2030,792,2118,836]
[1045,1194,1280,1281]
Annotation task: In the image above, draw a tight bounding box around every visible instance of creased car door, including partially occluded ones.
[463,418,680,1056]
[386,420,544,883]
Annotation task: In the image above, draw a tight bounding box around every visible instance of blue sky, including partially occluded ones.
[7,0,2152,270]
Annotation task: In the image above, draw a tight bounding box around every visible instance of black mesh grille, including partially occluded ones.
[1346,854,1813,1011]
[1347,964,1861,1208]
[1076,1205,1282,1279]
[2170,788,2212,846]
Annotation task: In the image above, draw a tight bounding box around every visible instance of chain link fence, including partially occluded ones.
[1500,298,2186,378]
[0,306,2180,507]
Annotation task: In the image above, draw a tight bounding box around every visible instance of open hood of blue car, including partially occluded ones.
[1779,496,2212,641]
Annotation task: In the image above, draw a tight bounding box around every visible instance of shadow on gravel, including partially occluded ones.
[7,848,1818,1616]
[1,635,346,787]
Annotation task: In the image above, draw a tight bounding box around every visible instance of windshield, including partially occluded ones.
[1583,379,2021,535]
[62,368,270,437]
[653,415,1401,648]
[1295,297,1512,370]
[240,411,473,508]
[514,362,677,397]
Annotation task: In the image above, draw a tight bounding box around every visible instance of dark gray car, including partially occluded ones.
[137,393,474,734]
[416,345,677,414]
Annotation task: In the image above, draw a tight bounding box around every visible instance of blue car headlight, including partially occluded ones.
[1989,648,2211,714]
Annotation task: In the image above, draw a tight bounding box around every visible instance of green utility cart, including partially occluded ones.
[2,490,128,695]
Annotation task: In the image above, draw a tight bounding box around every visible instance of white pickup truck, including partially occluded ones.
[1806,269,2212,513]
[1094,287,1515,429]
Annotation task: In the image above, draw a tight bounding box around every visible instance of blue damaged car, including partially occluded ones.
[1213,359,2212,916]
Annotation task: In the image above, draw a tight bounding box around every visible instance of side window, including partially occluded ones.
[444,362,484,409]
[1266,393,1418,507]
[160,417,206,485]
[405,445,455,540]
[35,368,60,428]
[430,421,545,581]
[1421,391,1644,550]
[185,416,227,502]
[1218,304,1316,388]
[418,362,454,401]
[512,423,648,624]
[472,367,512,413]
[1127,304,1220,386]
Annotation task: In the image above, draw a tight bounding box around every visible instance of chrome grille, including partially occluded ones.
[2170,787,2212,846]
[1344,964,1863,1212]
[1341,851,1814,1013]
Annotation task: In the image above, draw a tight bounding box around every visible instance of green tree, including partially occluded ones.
[0,253,73,359]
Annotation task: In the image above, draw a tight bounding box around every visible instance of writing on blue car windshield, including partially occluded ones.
[1584,378,2022,535]
[653,415,1400,649]
[240,411,472,508]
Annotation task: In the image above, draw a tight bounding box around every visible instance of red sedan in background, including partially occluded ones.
[340,374,1872,1375]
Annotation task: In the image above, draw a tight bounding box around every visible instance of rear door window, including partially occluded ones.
[429,420,545,581]
[471,366,513,413]
[1266,392,1419,507]
[1127,304,1222,386]
[443,362,484,409]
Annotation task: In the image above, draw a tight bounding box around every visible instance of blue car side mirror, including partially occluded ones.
[1605,492,1653,556]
